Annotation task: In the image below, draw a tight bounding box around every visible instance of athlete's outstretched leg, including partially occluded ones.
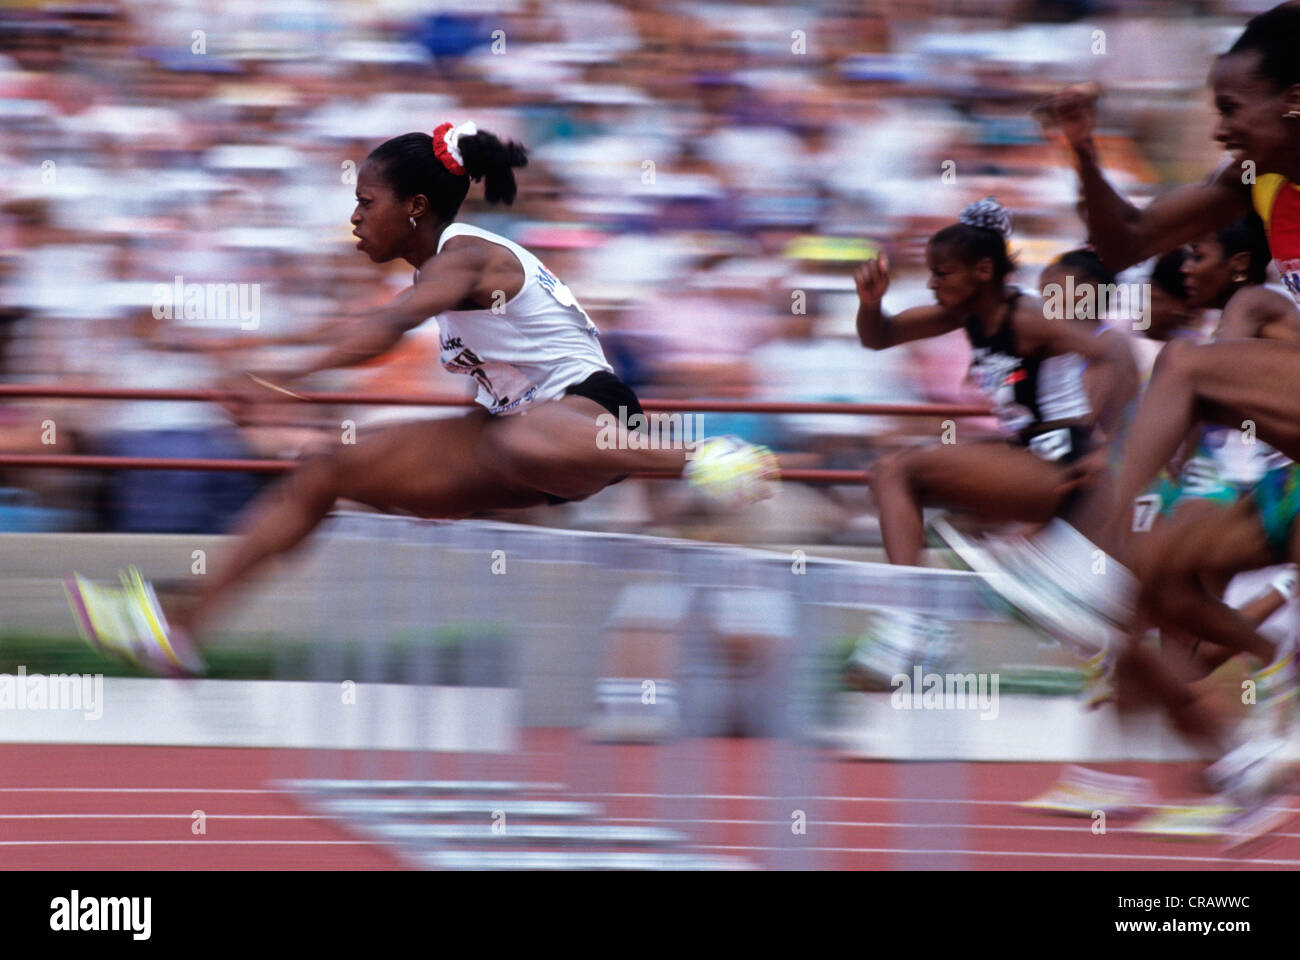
[478,396,692,502]
[1108,340,1300,550]
[868,441,1077,565]
[1138,499,1280,666]
[178,411,543,637]
[1114,640,1233,755]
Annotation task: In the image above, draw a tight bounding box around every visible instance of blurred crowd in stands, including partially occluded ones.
[0,0,1268,540]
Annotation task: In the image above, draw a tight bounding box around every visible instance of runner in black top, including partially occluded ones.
[857,198,1139,566]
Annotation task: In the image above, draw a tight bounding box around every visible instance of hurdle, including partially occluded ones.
[255,512,1002,870]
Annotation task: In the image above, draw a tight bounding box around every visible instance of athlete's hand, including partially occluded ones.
[1054,446,1109,498]
[853,252,890,307]
[1033,83,1100,153]
[216,371,304,424]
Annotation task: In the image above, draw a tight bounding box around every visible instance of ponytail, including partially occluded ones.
[367,123,528,221]
[458,130,528,206]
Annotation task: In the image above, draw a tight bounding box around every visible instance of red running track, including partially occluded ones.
[0,736,1293,870]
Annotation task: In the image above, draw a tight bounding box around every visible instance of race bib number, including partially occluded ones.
[1131,493,1161,533]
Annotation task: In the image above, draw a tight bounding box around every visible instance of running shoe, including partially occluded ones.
[1248,643,1299,735]
[987,521,1137,633]
[1132,798,1240,839]
[64,572,142,665]
[64,569,204,676]
[1220,800,1295,851]
[1080,645,1117,710]
[120,566,204,676]
[1205,736,1289,808]
[1018,765,1154,818]
[930,516,1117,659]
[585,709,680,744]
[684,436,779,508]
[585,677,680,744]
[1204,735,1294,850]
[844,609,956,688]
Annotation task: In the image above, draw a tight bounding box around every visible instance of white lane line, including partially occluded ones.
[0,787,1239,818]
[605,816,1300,838]
[0,813,1287,841]
[1,839,1284,863]
[575,792,1163,807]
[693,844,1300,866]
[0,813,326,820]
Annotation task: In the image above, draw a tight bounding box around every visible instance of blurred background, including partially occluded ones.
[0,0,1265,541]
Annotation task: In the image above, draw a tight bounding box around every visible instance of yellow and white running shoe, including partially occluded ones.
[64,573,140,664]
[684,436,779,508]
[1132,799,1239,839]
[65,568,204,676]
[1081,645,1117,710]
[1221,801,1296,851]
[1019,765,1153,818]
[1249,644,1299,735]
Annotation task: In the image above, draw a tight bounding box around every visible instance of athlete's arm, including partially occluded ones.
[1216,286,1300,341]
[1075,157,1250,272]
[854,253,963,349]
[1080,327,1138,429]
[1038,85,1250,271]
[285,244,485,380]
[1014,300,1139,437]
[1191,570,1295,674]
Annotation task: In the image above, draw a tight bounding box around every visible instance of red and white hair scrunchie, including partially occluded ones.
[432,120,478,176]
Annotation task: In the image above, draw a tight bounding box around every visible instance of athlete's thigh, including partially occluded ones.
[1166,498,1276,579]
[904,440,1068,519]
[1180,341,1300,455]
[491,394,610,449]
[479,394,627,495]
[1131,499,1225,587]
[331,412,547,516]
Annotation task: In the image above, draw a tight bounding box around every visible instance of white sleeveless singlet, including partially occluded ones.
[417,222,613,415]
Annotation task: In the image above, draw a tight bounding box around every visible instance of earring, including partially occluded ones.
[1286,110,1300,119]
[409,216,417,229]
[1234,272,1247,283]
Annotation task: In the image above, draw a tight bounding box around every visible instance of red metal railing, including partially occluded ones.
[0,384,989,417]
[0,384,990,483]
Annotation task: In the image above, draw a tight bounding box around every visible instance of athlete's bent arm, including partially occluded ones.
[1215,286,1300,340]
[284,245,486,380]
[1076,157,1250,273]
[1039,85,1250,271]
[854,253,963,349]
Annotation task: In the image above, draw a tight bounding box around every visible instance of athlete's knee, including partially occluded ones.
[289,453,344,507]
[869,449,917,494]
[1150,337,1198,382]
